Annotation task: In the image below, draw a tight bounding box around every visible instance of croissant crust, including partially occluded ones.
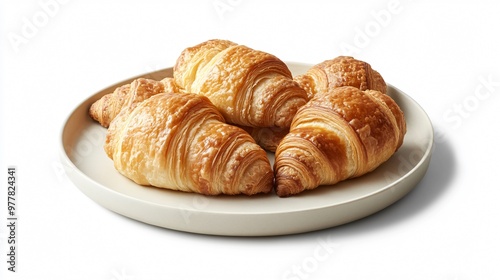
[173,39,308,128]
[274,86,406,197]
[105,92,273,195]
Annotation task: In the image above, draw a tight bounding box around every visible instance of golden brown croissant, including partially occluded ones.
[294,56,387,99]
[274,86,406,197]
[89,77,179,127]
[104,92,273,195]
[173,39,308,128]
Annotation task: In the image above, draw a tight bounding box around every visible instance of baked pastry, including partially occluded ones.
[173,39,308,128]
[294,56,387,99]
[274,86,406,197]
[89,77,179,127]
[104,92,273,195]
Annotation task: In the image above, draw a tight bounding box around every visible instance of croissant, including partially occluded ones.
[294,56,387,99]
[104,92,273,195]
[274,86,406,197]
[173,39,308,128]
[89,77,179,127]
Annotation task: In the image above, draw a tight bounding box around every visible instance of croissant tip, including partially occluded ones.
[243,167,274,196]
[88,101,100,121]
[275,188,292,198]
[274,176,305,197]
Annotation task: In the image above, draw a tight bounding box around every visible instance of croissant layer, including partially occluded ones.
[274,86,406,197]
[105,92,273,195]
[173,39,308,128]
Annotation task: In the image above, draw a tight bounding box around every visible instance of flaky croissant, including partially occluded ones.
[173,39,308,128]
[89,77,179,127]
[274,86,406,197]
[104,92,273,195]
[294,56,387,99]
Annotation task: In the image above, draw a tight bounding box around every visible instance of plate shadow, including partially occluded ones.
[298,129,457,240]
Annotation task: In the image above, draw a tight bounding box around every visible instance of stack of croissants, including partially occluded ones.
[89,39,406,197]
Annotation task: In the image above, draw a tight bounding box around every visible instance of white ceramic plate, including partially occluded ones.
[60,63,433,236]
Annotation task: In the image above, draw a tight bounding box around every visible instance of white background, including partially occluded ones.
[1,0,500,279]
